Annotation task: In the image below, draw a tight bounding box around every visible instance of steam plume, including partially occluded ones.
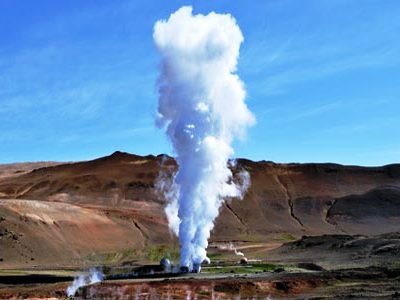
[229,242,245,257]
[218,242,245,257]
[154,6,254,271]
[66,268,104,297]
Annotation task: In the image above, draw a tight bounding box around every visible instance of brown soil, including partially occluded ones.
[1,267,399,299]
[0,151,399,268]
[268,232,400,269]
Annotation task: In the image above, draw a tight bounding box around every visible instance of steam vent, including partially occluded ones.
[1,1,400,299]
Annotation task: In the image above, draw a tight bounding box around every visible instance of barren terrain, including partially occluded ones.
[0,151,399,298]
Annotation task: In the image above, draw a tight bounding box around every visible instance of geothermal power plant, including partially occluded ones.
[64,6,253,295]
[1,3,399,299]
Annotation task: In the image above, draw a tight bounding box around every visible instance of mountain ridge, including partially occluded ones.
[0,151,399,268]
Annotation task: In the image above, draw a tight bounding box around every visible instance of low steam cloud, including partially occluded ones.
[154,7,254,271]
[66,268,104,297]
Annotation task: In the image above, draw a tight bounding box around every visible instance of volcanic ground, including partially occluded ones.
[0,151,400,299]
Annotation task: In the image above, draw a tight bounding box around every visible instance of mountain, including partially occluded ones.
[0,151,399,268]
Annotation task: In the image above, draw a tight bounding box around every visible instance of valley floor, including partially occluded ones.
[1,264,400,299]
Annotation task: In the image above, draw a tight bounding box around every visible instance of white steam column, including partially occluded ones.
[154,6,254,272]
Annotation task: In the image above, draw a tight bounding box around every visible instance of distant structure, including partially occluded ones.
[180,266,190,273]
[160,258,171,272]
[240,257,248,265]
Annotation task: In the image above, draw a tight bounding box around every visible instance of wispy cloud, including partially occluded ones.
[261,100,343,125]
[242,1,400,96]
[57,126,154,144]
[322,115,399,136]
[0,36,156,123]
[288,101,343,121]
[252,45,399,96]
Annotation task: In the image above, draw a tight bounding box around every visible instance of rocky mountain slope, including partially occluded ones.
[0,151,399,268]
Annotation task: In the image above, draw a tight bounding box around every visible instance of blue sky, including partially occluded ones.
[1,0,399,165]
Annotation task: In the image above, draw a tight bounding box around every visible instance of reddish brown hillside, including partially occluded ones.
[0,151,399,268]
